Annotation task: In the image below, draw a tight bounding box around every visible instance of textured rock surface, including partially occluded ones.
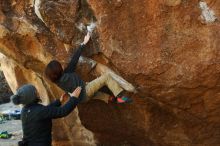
[0,70,12,104]
[0,0,220,146]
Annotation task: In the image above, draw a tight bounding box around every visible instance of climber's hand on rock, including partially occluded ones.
[70,87,82,98]
[82,32,90,45]
[60,93,69,103]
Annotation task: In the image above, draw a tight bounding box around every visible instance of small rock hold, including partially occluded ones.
[11,1,17,6]
[165,0,181,6]
[115,0,123,8]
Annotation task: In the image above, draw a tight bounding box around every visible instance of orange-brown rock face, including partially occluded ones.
[0,0,220,146]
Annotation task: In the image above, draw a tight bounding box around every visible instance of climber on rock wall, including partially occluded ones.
[45,32,133,104]
[11,84,81,146]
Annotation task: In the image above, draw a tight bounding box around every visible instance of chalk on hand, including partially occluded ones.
[87,22,96,34]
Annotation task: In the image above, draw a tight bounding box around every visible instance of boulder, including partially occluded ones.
[0,0,219,145]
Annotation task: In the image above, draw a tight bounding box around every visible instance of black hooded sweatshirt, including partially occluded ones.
[21,97,79,146]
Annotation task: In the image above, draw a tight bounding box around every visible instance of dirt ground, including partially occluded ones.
[0,102,22,146]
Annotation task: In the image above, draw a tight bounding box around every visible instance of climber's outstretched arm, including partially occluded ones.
[64,45,85,73]
[64,33,90,73]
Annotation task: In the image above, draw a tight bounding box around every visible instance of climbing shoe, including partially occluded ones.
[116,96,133,104]
[109,96,133,104]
